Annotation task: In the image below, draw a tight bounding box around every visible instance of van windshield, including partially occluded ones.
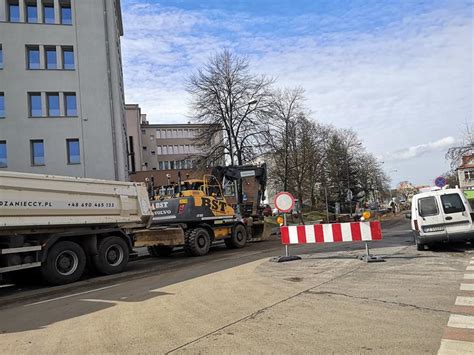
[441,194,465,214]
[418,197,439,217]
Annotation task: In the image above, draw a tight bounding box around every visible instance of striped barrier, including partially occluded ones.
[281,221,382,245]
[277,221,384,263]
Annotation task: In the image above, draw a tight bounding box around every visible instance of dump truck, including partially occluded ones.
[134,164,268,257]
[0,171,152,285]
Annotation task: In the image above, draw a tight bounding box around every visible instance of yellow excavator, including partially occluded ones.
[133,164,267,257]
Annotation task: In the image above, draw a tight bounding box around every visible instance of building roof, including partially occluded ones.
[458,154,474,170]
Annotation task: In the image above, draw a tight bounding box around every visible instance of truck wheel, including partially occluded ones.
[41,241,86,285]
[184,228,211,256]
[225,224,248,249]
[93,236,129,275]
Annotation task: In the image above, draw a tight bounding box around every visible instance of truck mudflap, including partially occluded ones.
[133,227,185,247]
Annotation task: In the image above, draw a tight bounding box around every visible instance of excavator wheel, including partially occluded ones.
[184,228,211,256]
[225,224,248,249]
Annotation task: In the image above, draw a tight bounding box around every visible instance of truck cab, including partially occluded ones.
[411,188,474,250]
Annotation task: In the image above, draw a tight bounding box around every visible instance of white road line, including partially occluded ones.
[448,314,474,329]
[438,339,474,355]
[24,284,121,307]
[467,266,474,271]
[455,296,474,307]
[463,274,474,280]
[460,283,474,291]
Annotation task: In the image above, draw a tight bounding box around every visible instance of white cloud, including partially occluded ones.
[383,136,457,161]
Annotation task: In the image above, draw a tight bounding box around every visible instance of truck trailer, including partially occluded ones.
[0,171,152,285]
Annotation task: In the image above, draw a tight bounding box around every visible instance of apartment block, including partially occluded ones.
[0,0,128,180]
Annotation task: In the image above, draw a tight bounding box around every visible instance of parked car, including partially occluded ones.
[409,188,474,250]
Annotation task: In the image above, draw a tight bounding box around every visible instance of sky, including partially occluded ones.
[120,0,473,187]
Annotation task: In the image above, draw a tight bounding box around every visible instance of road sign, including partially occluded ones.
[435,176,447,188]
[346,189,353,202]
[274,192,295,213]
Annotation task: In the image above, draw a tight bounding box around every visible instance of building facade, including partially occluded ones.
[140,122,222,172]
[457,154,474,204]
[125,104,145,173]
[0,0,128,180]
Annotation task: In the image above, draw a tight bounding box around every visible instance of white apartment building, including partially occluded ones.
[0,0,128,180]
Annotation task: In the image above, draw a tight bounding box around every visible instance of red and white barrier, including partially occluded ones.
[280,221,382,245]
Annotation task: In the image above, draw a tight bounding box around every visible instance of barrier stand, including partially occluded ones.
[276,213,301,263]
[359,241,384,263]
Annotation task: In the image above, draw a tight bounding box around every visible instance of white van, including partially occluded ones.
[410,188,474,250]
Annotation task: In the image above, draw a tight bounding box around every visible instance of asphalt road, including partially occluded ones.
[0,217,472,354]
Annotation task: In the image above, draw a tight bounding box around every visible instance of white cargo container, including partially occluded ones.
[0,171,152,285]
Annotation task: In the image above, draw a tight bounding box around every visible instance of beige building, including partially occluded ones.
[141,122,223,171]
[125,104,145,173]
[0,0,128,180]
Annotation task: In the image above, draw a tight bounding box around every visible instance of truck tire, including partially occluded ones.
[93,236,129,275]
[41,241,86,285]
[184,228,211,256]
[225,224,248,249]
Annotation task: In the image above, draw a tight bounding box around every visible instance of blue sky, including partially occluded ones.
[120,0,473,187]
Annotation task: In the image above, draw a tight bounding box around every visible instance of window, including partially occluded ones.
[62,47,74,69]
[0,93,4,118]
[170,161,175,170]
[163,161,169,170]
[47,93,59,116]
[45,47,57,69]
[158,161,163,170]
[29,93,42,117]
[64,93,77,116]
[27,3,38,23]
[141,129,146,134]
[43,4,55,24]
[157,146,162,155]
[31,140,44,165]
[418,197,439,217]
[441,194,465,214]
[66,139,80,164]
[60,3,72,24]
[0,141,6,168]
[9,3,20,22]
[0,45,3,69]
[27,46,40,69]
[465,171,474,181]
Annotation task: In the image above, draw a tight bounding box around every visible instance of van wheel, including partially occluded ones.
[225,224,248,249]
[416,239,426,251]
[93,236,129,275]
[184,228,210,256]
[41,241,86,285]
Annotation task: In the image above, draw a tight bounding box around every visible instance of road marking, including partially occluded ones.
[461,284,474,291]
[463,274,474,280]
[438,339,474,354]
[467,266,474,271]
[455,297,474,307]
[24,284,121,307]
[470,261,474,265]
[448,314,474,329]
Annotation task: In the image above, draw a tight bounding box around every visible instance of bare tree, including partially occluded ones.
[446,122,474,170]
[187,49,274,166]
